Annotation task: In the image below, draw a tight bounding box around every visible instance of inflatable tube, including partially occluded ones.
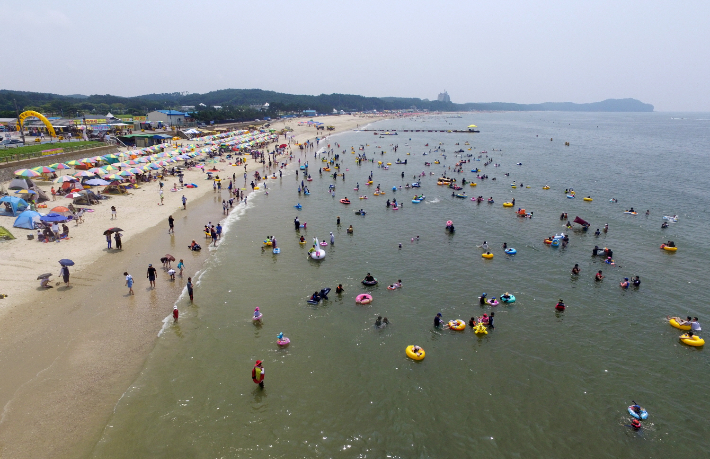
[679,334,705,347]
[310,250,326,260]
[624,211,638,215]
[294,204,302,209]
[542,186,550,190]
[660,244,678,252]
[406,345,425,360]
[628,406,649,420]
[277,337,291,347]
[500,295,516,303]
[362,279,378,286]
[448,319,466,331]
[669,318,691,330]
[320,242,328,246]
[486,299,499,306]
[473,323,488,335]
[254,186,260,190]
[470,182,477,187]
[355,293,373,304]
[412,199,421,203]
[555,302,565,311]
[505,248,517,255]
[263,240,272,246]
[551,240,560,247]
[273,248,280,254]
[340,199,351,204]
[252,313,262,322]
[299,240,306,245]
[482,252,494,259]
[566,195,575,199]
[583,197,593,201]
[503,202,513,207]
[359,196,368,199]
[544,239,552,244]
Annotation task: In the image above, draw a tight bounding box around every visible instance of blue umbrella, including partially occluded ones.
[40,213,68,222]
[59,259,75,266]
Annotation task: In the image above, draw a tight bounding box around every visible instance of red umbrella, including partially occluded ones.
[279,144,287,148]
[164,254,175,261]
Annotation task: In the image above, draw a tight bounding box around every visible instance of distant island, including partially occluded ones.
[0,88,653,124]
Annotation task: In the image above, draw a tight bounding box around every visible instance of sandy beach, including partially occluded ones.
[0,114,382,458]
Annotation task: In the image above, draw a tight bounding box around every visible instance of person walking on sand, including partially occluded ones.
[252,360,265,388]
[124,271,134,295]
[187,277,194,302]
[159,190,164,206]
[147,263,157,288]
[59,263,70,286]
[182,195,187,210]
[177,259,184,276]
[173,305,178,322]
[111,205,117,219]
[168,215,175,234]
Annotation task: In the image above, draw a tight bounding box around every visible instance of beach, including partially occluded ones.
[0,114,376,458]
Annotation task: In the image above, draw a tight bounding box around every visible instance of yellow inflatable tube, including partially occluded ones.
[583,197,593,201]
[470,182,477,187]
[503,202,513,207]
[448,319,465,331]
[542,186,550,190]
[669,318,691,330]
[474,323,488,335]
[679,334,704,347]
[482,252,494,259]
[406,345,425,360]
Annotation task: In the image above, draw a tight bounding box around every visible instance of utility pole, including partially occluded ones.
[14,99,25,145]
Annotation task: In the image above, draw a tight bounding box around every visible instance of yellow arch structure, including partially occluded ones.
[16,110,57,138]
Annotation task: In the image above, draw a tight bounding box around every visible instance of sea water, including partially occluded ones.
[92,112,710,458]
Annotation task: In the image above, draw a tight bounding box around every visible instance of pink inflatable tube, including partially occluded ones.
[355,294,373,304]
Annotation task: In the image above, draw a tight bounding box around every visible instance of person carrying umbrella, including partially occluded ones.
[58,260,73,286]
[106,232,112,249]
[114,231,122,250]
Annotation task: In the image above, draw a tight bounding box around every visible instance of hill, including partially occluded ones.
[0,89,654,122]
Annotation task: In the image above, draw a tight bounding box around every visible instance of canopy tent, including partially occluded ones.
[102,181,128,194]
[13,210,42,229]
[0,196,29,216]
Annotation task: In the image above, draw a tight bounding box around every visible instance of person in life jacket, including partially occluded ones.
[252,360,264,388]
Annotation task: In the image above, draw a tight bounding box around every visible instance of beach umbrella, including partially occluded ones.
[74,170,93,177]
[65,160,82,166]
[103,174,122,181]
[115,161,131,168]
[15,189,37,195]
[14,169,41,177]
[59,259,75,266]
[102,164,117,171]
[117,170,133,177]
[37,273,53,280]
[49,162,70,170]
[103,154,118,160]
[128,168,144,174]
[54,176,77,183]
[32,166,57,174]
[85,179,110,186]
[88,167,104,174]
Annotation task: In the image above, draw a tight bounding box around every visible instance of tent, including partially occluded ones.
[13,210,42,229]
[102,181,128,194]
[0,196,29,216]
[72,190,101,205]
[8,178,32,190]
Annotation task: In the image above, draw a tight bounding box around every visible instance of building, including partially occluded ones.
[437,91,451,103]
[146,110,190,127]
[303,110,317,117]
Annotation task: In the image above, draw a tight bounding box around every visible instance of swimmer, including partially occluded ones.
[595,270,604,281]
[336,284,344,294]
[375,316,382,327]
[479,293,487,305]
[620,277,630,289]
[571,264,580,275]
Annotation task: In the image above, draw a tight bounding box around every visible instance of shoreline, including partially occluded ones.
[0,114,388,458]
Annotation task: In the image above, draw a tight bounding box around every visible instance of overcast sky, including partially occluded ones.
[4,0,709,111]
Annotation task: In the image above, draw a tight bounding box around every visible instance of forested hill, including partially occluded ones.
[0,88,654,120]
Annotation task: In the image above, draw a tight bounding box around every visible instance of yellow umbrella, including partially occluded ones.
[467,125,478,128]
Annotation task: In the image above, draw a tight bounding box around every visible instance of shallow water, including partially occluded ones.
[92,112,710,458]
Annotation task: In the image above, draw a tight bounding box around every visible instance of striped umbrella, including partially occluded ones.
[74,170,94,177]
[117,170,133,177]
[102,164,116,171]
[104,174,122,181]
[115,161,131,168]
[50,162,71,170]
[14,168,41,177]
[54,176,77,183]
[65,160,82,166]
[31,166,57,174]
[128,168,144,174]
[88,167,104,175]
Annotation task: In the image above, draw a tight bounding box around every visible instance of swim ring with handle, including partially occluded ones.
[406,345,425,360]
